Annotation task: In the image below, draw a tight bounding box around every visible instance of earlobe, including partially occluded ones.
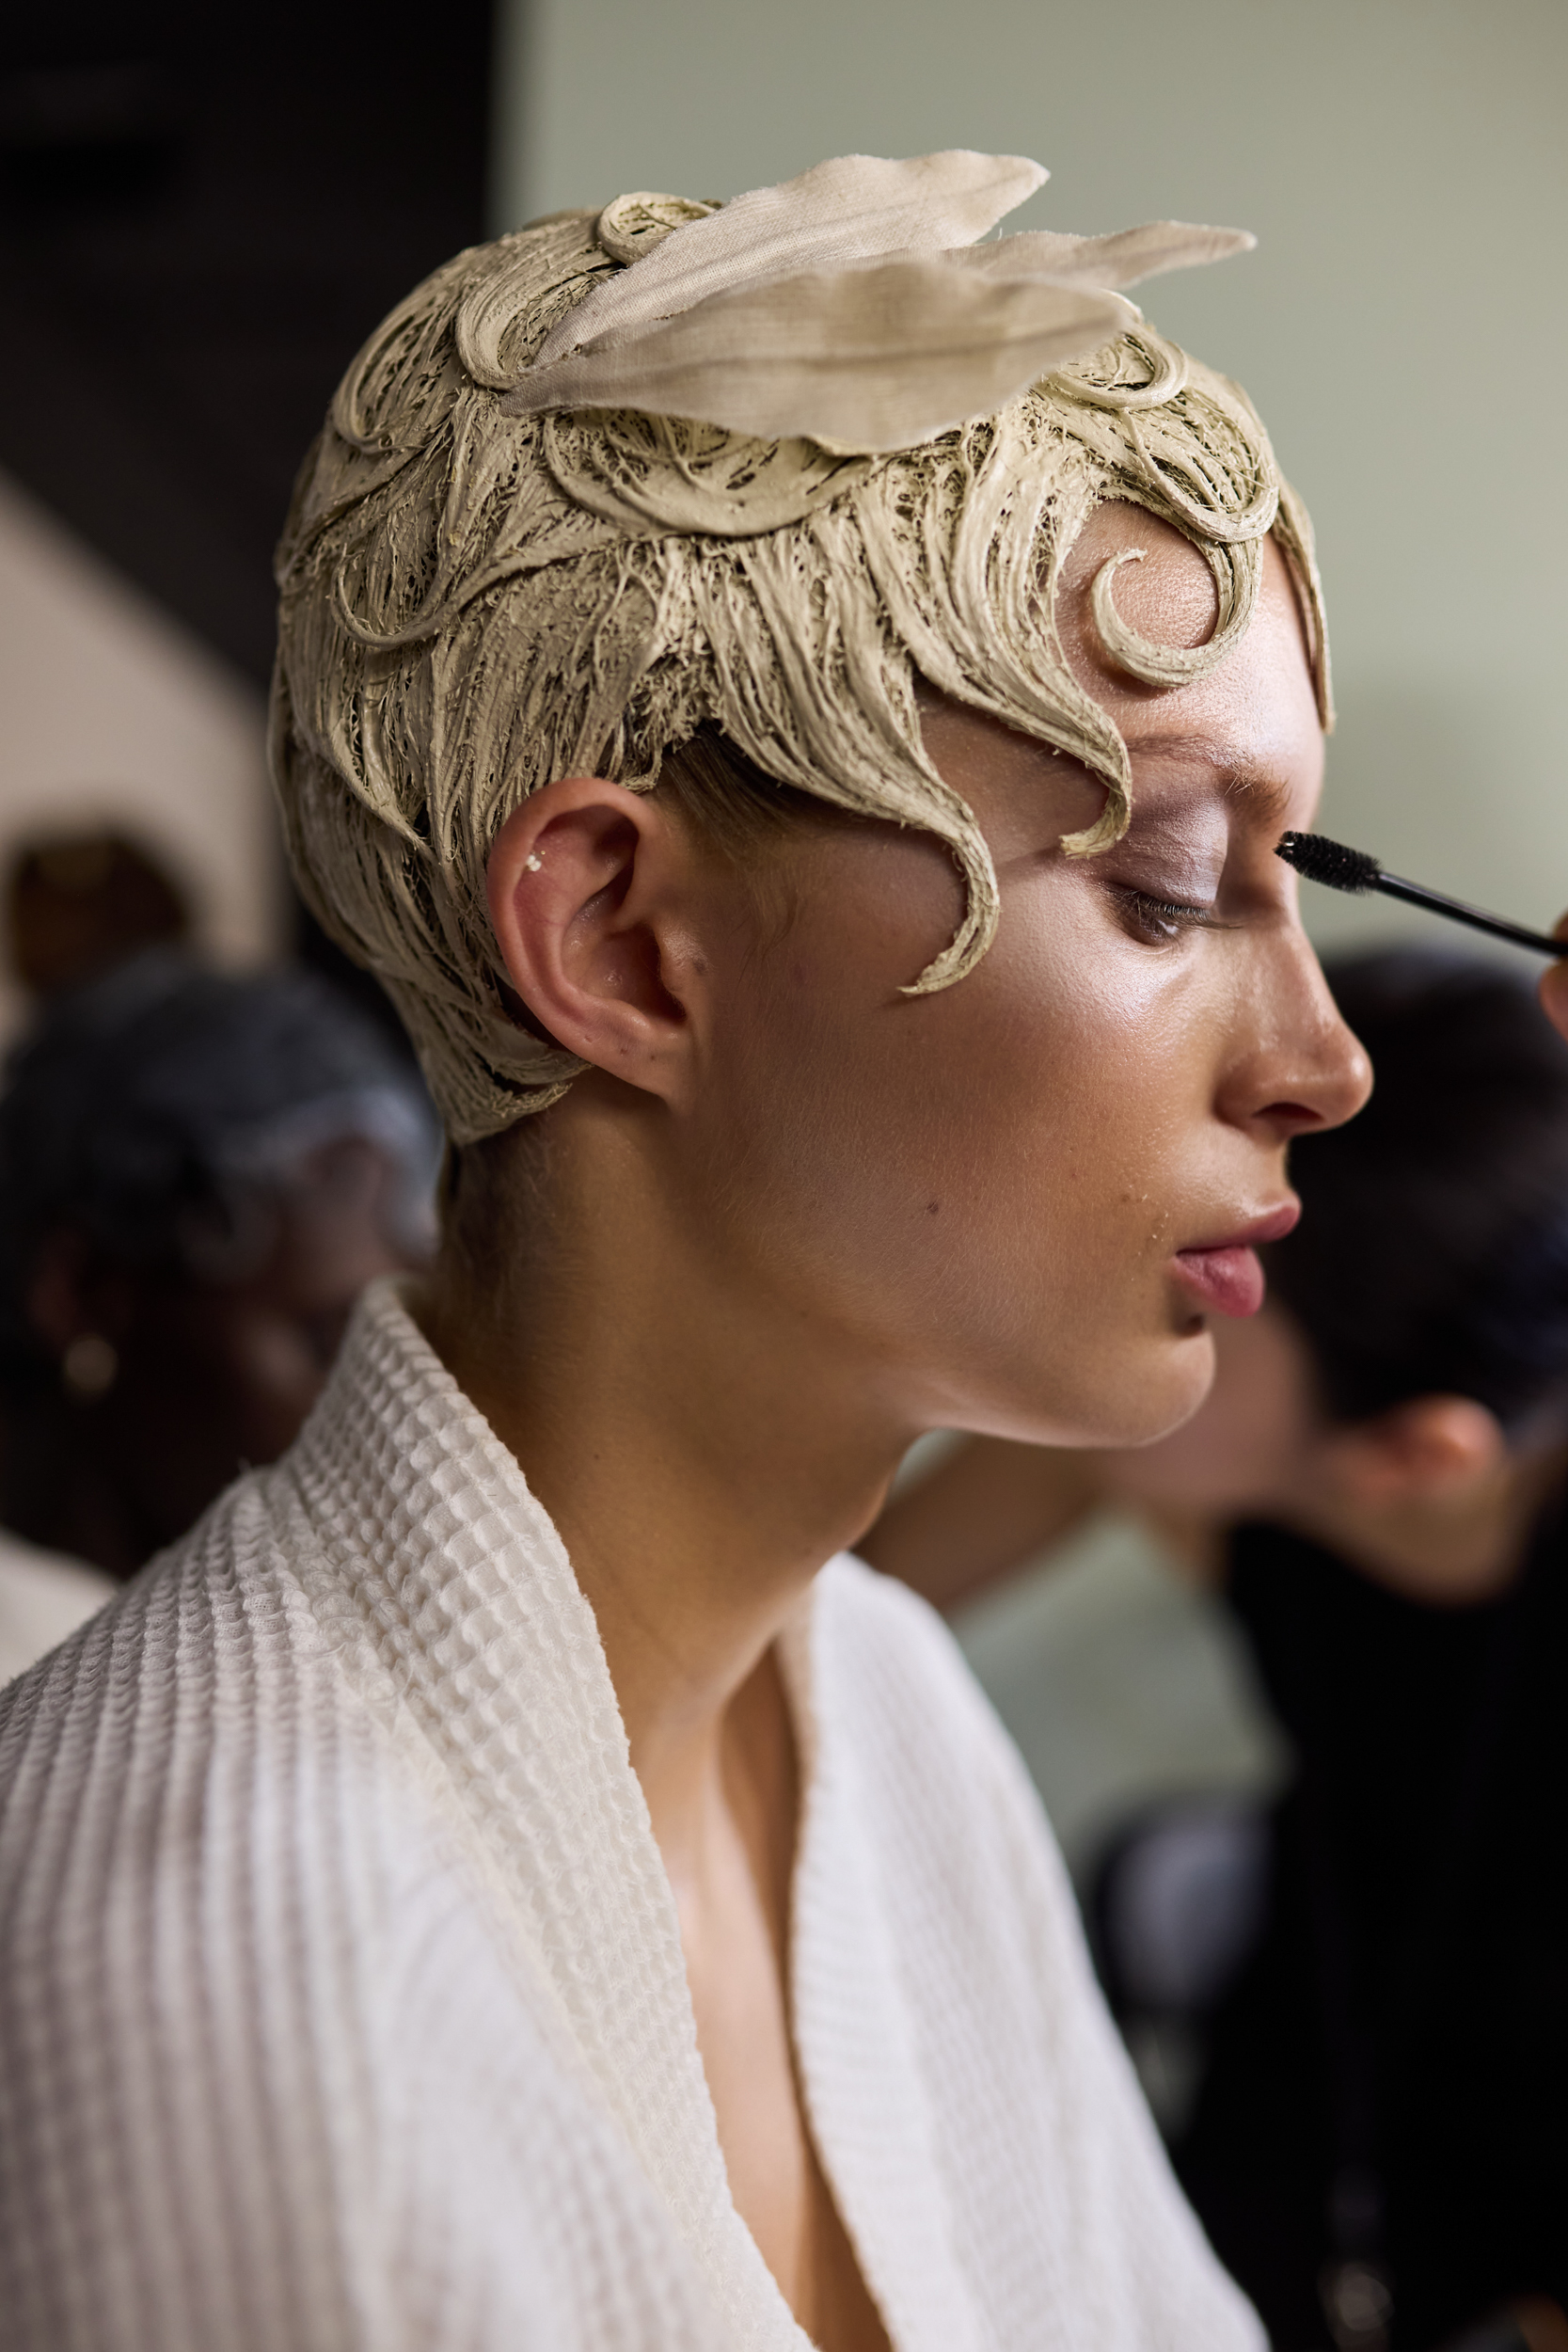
[1331,1393,1506,1507]
[486,777,698,1103]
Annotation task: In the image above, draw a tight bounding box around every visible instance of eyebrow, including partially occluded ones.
[1117,731,1296,826]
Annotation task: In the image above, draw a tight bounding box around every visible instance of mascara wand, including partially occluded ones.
[1275,832,1567,958]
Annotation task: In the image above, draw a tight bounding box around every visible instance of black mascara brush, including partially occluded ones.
[1275,833,1567,958]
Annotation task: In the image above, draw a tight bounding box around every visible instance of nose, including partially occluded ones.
[1217,932,1372,1144]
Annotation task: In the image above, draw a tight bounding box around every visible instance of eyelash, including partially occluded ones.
[1113,887,1220,945]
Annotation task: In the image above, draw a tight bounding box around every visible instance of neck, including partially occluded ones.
[418,1088,911,1848]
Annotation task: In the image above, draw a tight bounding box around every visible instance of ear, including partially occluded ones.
[1324,1393,1507,1507]
[486,776,707,1106]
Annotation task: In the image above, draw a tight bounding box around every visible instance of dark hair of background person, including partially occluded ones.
[1266,946,1568,1431]
[6,828,190,996]
[0,950,439,1577]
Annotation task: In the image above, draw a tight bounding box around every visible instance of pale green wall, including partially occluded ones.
[493,0,1568,964]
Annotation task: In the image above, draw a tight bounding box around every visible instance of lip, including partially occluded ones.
[1170,1200,1300,1321]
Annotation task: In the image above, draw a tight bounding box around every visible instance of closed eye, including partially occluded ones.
[1112,887,1227,945]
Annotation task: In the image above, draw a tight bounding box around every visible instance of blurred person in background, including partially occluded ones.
[0,825,199,1673]
[864,950,1568,2352]
[6,826,192,1000]
[0,949,439,1613]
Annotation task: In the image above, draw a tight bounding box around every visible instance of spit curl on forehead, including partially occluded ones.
[271,183,1330,1142]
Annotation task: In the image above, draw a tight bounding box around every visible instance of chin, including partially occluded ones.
[1062,1331,1217,1453]
[964,1326,1215,1453]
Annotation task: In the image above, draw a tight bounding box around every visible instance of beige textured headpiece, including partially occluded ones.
[272,151,1328,1140]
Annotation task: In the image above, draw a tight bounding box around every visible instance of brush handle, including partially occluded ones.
[1375,871,1567,957]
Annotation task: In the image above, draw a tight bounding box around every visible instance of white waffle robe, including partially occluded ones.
[0,1279,1260,2352]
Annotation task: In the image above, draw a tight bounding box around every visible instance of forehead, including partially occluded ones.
[1057,502,1322,789]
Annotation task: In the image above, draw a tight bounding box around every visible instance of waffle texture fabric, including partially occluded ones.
[0,1532,112,1689]
[0,1279,1261,2352]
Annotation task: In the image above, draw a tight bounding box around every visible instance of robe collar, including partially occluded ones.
[282,1277,979,2352]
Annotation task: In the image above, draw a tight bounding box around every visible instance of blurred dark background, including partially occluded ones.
[0,4,494,688]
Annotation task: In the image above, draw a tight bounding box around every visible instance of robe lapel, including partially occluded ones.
[782,1577,987,2352]
[284,1280,809,2351]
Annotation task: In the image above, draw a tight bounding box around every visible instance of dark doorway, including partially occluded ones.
[0,6,497,688]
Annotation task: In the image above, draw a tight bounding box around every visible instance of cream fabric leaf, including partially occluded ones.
[949,220,1256,290]
[504,258,1133,453]
[535,150,1048,363]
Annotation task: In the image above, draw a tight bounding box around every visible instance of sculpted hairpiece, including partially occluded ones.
[272,151,1329,1140]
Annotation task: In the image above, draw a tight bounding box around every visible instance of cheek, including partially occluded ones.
[883,885,1211,1266]
[705,866,1213,1349]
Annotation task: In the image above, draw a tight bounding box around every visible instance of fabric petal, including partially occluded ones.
[507,258,1132,453]
[534,150,1048,363]
[948,220,1255,291]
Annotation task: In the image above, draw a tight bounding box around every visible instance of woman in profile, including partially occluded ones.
[0,152,1367,2350]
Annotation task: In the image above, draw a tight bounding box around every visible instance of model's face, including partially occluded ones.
[681,504,1370,1448]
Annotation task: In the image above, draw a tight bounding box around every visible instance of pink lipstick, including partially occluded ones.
[1171,1201,1300,1320]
